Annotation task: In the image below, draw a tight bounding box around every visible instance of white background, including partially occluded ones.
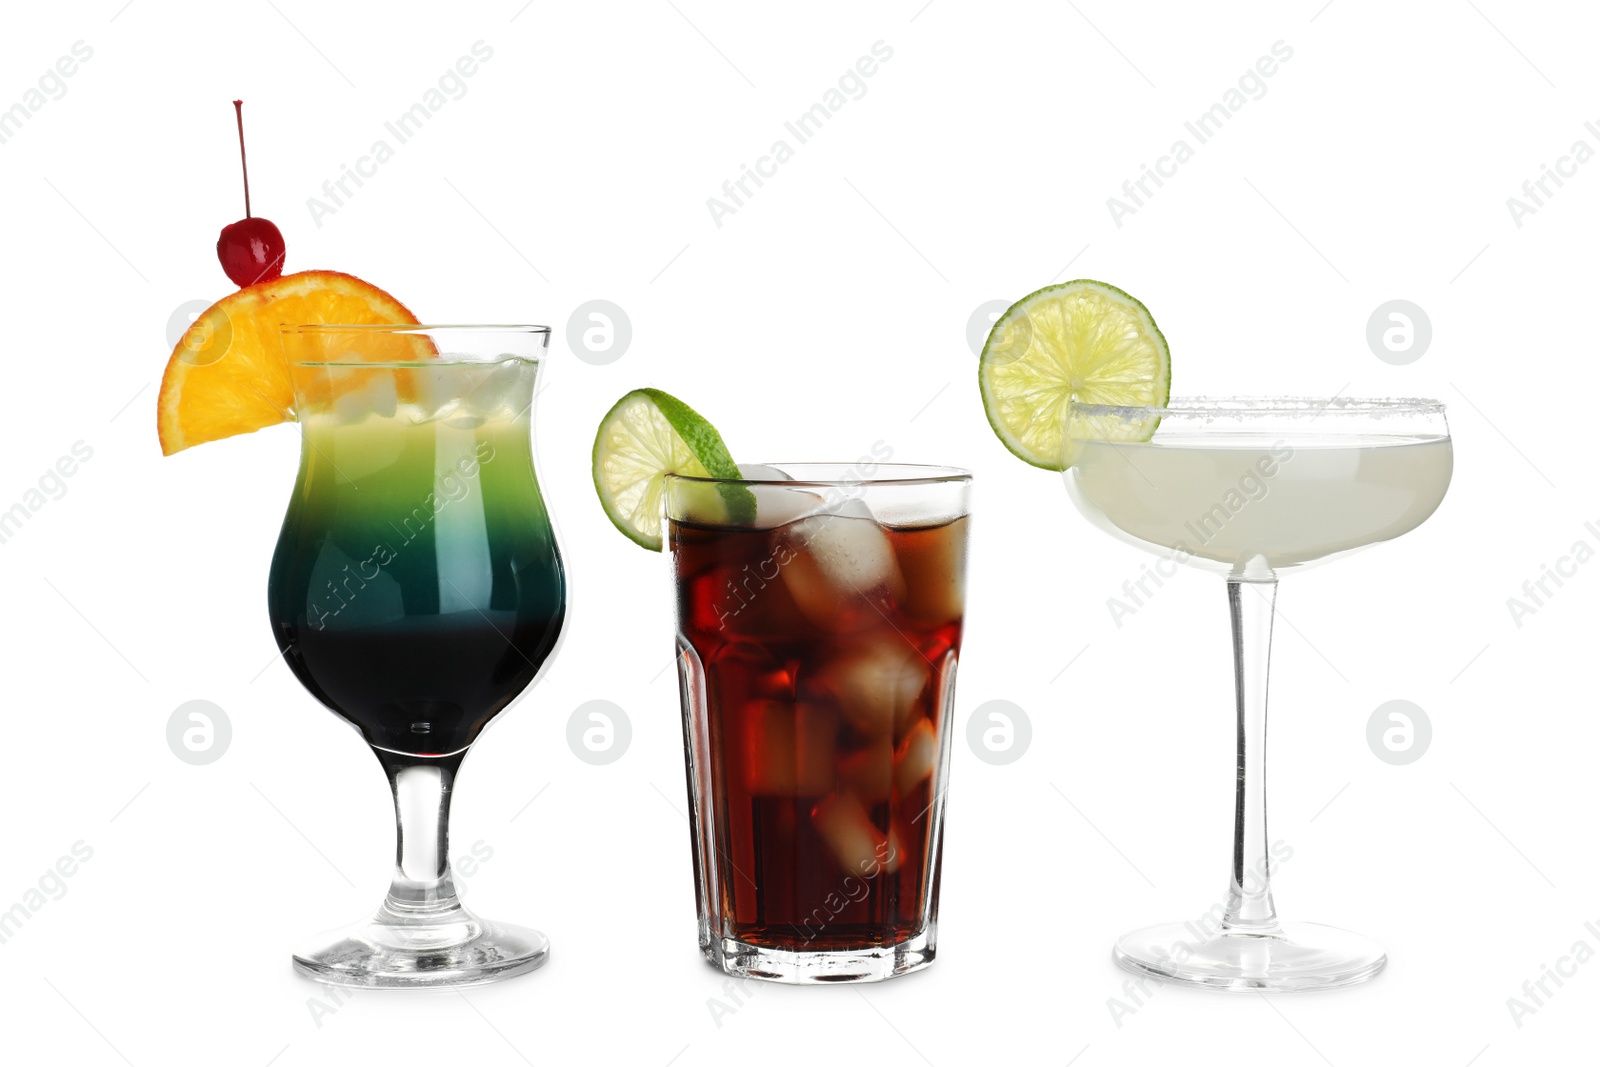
[0,1,1594,1064]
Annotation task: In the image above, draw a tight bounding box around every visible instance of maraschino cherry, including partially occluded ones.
[216,100,285,288]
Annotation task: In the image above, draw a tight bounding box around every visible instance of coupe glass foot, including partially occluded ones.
[1114,920,1386,992]
[293,906,549,988]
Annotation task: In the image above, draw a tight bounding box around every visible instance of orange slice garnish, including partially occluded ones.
[156,270,422,455]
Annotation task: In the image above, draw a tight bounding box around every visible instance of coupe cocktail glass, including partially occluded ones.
[269,325,565,987]
[1064,398,1452,991]
[666,464,970,983]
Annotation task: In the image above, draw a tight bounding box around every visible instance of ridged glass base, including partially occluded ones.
[703,928,935,985]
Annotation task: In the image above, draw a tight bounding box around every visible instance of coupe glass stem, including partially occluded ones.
[1223,577,1280,932]
[374,748,465,919]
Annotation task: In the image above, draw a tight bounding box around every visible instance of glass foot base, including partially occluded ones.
[294,908,549,989]
[1114,920,1386,992]
[705,928,935,985]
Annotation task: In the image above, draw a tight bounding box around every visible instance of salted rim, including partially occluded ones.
[1072,396,1446,419]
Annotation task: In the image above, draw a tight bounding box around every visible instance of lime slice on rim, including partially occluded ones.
[978,279,1170,470]
[592,387,754,550]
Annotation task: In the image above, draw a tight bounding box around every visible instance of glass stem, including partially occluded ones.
[1223,577,1280,932]
[374,748,465,920]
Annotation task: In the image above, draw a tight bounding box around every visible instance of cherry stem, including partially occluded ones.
[233,99,252,219]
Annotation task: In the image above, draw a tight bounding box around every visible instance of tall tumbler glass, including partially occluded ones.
[665,463,971,983]
[269,325,565,987]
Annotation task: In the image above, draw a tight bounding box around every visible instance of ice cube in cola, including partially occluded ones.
[672,479,967,956]
[774,500,907,631]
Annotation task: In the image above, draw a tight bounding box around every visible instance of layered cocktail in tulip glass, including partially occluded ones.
[1064,398,1451,991]
[270,325,565,987]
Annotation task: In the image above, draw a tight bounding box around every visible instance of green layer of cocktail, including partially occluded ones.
[268,360,565,756]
